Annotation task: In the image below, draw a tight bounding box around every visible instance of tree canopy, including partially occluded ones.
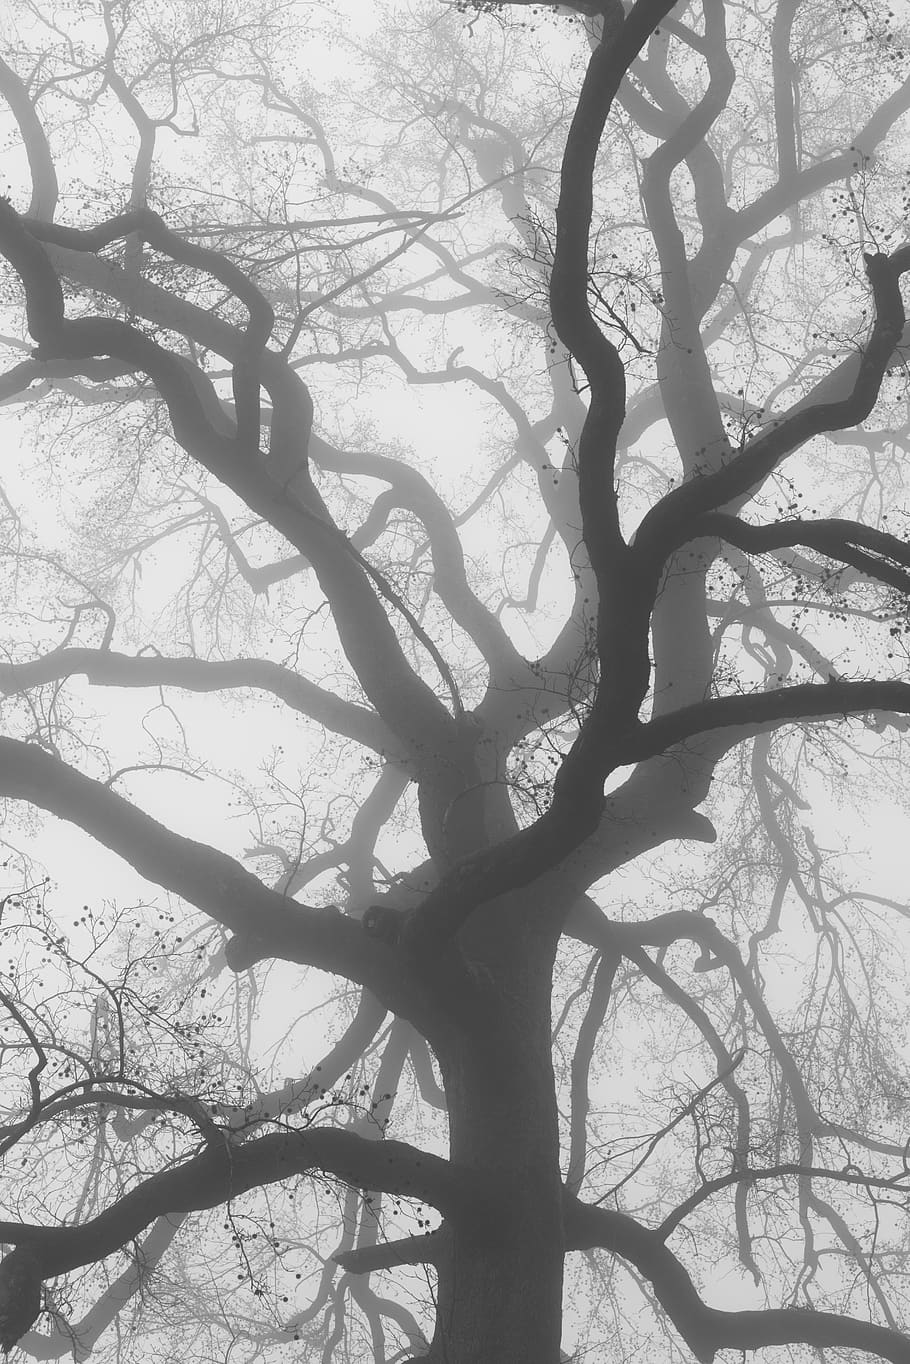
[1,0,910,1360]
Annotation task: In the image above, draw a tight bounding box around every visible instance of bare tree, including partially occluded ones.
[1,0,910,1360]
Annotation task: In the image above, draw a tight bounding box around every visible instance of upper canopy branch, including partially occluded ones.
[27,209,274,444]
[685,67,910,327]
[550,0,678,580]
[0,199,461,749]
[640,0,734,476]
[635,245,910,561]
[694,512,910,596]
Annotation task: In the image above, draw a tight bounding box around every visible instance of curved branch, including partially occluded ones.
[1,1125,474,1277]
[696,512,910,596]
[309,432,539,685]
[564,1195,910,1364]
[24,207,273,443]
[658,1162,910,1241]
[636,246,910,558]
[0,201,460,750]
[551,0,677,580]
[640,0,735,475]
[0,59,58,218]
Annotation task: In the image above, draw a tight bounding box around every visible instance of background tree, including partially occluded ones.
[1,0,910,1360]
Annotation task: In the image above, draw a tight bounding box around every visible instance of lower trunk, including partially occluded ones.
[428,914,566,1362]
[429,1175,565,1362]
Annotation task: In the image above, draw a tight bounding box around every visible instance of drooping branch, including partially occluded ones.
[658,1163,910,1242]
[694,512,910,596]
[564,1195,910,1364]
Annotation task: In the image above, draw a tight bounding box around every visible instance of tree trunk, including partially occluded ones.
[430,911,565,1362]
[431,1188,565,1362]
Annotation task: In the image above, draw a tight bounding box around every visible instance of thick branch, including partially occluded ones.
[1,1128,472,1276]
[633,678,910,761]
[405,669,910,948]
[0,200,460,750]
[551,0,677,580]
[0,59,58,218]
[0,737,410,999]
[23,207,273,443]
[334,1227,449,1274]
[565,1195,910,1364]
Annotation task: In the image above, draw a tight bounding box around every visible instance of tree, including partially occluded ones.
[1,0,910,1358]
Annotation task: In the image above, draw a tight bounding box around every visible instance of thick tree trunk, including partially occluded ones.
[429,912,565,1362]
[431,1186,565,1362]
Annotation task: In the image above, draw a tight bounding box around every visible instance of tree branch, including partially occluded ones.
[0,648,401,761]
[632,678,910,761]
[695,512,910,596]
[0,200,462,750]
[636,245,910,560]
[0,1125,473,1285]
[551,0,677,580]
[565,1194,910,1364]
[0,737,413,1001]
